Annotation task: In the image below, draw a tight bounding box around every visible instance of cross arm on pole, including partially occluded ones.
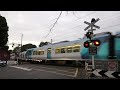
[84,21,91,25]
[93,25,100,29]
[84,26,91,31]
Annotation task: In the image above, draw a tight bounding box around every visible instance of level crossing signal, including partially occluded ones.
[86,31,93,40]
[84,18,100,31]
[93,40,100,46]
[84,40,101,48]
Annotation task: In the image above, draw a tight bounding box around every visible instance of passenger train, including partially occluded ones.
[18,32,120,65]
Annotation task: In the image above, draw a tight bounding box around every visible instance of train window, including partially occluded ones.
[34,52,35,55]
[38,51,41,55]
[61,48,66,53]
[34,51,37,55]
[73,45,80,52]
[55,48,61,54]
[33,51,35,55]
[40,51,44,55]
[67,47,72,53]
[36,51,38,55]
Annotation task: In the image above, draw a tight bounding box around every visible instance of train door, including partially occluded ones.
[47,48,51,59]
[115,35,120,59]
[26,49,33,60]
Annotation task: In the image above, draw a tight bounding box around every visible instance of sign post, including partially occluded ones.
[92,55,95,69]
[108,60,117,71]
[84,18,100,70]
[89,46,97,69]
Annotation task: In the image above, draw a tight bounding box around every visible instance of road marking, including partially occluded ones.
[33,68,75,77]
[74,68,78,77]
[9,65,77,77]
[9,66,32,71]
[32,66,76,74]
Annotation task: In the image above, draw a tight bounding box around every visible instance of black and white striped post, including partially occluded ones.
[91,69,120,78]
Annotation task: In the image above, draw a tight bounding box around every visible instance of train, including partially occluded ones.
[17,32,120,65]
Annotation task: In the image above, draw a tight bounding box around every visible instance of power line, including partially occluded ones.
[100,23,120,30]
[38,11,120,31]
[56,12,120,36]
[37,12,120,42]
[75,11,96,21]
[50,23,120,42]
[99,12,120,21]
[41,12,96,38]
[44,11,63,38]
[41,12,120,36]
[37,11,96,40]
[72,11,81,19]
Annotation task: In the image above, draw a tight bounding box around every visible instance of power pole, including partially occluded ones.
[51,39,52,44]
[21,34,23,52]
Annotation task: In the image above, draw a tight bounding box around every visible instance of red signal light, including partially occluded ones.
[85,43,89,46]
[84,41,89,48]
[93,40,100,46]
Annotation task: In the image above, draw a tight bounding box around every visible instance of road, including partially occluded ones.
[0,61,79,79]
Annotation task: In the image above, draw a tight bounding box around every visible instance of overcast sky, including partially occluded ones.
[0,11,120,50]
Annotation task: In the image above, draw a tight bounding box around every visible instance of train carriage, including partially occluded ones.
[19,32,120,65]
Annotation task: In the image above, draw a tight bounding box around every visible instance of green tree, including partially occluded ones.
[39,41,49,47]
[21,43,37,52]
[8,49,13,54]
[0,15,9,48]
[12,46,21,53]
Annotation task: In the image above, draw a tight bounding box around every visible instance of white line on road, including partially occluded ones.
[9,66,32,71]
[19,64,76,74]
[33,66,76,74]
[9,65,77,78]
[33,68,75,77]
[74,68,79,77]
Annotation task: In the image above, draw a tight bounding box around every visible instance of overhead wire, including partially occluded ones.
[35,11,96,42]
[44,11,63,38]
[39,11,120,33]
[74,11,96,21]
[51,19,120,42]
[41,11,96,40]
[49,12,120,40]
[38,11,120,43]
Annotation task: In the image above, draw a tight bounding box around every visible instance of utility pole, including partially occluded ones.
[51,39,52,44]
[20,33,23,64]
[21,34,23,52]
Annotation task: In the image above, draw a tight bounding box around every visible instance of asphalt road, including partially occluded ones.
[0,61,79,79]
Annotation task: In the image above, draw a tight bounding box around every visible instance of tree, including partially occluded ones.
[12,46,21,53]
[0,15,9,48]
[39,41,49,47]
[8,50,13,54]
[21,43,37,52]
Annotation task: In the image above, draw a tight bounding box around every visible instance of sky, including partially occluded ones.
[0,11,120,50]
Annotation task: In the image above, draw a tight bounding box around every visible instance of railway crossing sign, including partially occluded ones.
[16,48,21,53]
[108,61,117,71]
[84,18,100,31]
[84,18,100,69]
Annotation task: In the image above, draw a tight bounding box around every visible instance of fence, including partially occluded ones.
[85,59,120,79]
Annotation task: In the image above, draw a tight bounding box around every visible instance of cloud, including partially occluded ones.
[0,11,120,50]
